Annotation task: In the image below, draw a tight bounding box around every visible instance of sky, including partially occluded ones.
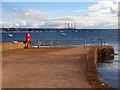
[1,0,119,29]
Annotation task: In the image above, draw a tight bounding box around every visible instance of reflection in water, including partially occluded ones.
[97,56,114,63]
[97,55,119,88]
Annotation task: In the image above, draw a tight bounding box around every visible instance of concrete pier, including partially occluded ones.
[1,43,114,89]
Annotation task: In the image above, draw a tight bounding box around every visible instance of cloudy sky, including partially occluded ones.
[1,0,119,29]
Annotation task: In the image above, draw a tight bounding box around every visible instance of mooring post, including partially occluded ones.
[101,39,103,46]
[84,40,86,49]
[103,40,105,48]
[98,39,100,46]
[37,41,39,48]
[50,41,53,47]
[37,41,41,48]
[58,41,60,45]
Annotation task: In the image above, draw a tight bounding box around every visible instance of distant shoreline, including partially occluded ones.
[1,28,118,33]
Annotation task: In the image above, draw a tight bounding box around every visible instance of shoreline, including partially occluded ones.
[2,45,115,89]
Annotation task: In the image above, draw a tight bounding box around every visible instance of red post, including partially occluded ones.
[26,33,30,48]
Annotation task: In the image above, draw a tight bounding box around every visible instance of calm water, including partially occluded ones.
[1,29,119,88]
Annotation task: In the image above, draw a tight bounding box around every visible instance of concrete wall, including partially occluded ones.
[2,42,25,51]
[85,46,114,88]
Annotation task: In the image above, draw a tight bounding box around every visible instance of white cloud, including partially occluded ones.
[88,1,118,16]
[30,15,118,29]
[1,14,118,29]
[12,9,49,21]
[1,22,13,28]
[88,1,117,11]
[2,1,118,29]
[16,21,26,26]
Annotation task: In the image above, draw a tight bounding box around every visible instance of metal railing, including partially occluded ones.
[30,39,106,48]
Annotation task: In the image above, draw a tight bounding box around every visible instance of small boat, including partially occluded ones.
[61,33,66,36]
[8,34,13,37]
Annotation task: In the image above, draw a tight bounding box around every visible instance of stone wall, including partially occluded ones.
[2,42,25,51]
[97,46,114,63]
[85,46,114,88]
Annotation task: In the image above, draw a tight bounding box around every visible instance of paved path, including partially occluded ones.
[2,47,94,88]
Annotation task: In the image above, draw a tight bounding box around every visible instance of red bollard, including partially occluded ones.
[26,33,30,48]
